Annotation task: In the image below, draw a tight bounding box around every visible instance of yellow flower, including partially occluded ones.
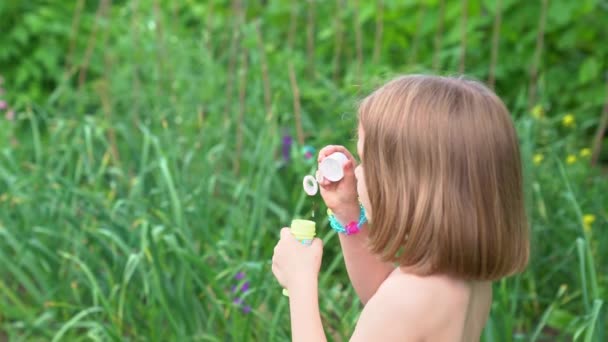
[533,154,544,165]
[580,148,591,158]
[583,214,596,234]
[562,114,575,128]
[566,154,577,164]
[531,105,544,119]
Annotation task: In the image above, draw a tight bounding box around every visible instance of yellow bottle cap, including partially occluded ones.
[290,219,316,238]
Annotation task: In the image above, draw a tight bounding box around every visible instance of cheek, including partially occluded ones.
[354,167,362,190]
[355,165,364,180]
[355,169,365,195]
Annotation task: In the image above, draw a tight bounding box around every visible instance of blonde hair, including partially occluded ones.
[358,75,529,280]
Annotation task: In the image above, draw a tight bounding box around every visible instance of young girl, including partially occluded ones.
[271,75,529,341]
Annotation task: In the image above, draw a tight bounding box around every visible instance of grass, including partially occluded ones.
[0,1,607,341]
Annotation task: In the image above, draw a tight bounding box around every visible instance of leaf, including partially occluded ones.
[573,321,589,341]
[578,57,600,85]
[547,0,577,29]
[11,25,29,46]
[547,308,575,330]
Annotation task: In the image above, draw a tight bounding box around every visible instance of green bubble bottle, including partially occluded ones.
[282,219,316,297]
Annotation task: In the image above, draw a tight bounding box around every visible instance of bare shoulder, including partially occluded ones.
[350,269,473,342]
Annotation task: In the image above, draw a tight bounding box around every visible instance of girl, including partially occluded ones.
[272,75,529,341]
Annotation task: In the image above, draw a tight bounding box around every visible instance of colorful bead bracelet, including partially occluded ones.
[327,203,367,235]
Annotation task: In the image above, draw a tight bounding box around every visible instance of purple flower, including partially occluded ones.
[0,100,6,110]
[282,135,293,163]
[230,270,252,314]
[232,281,250,293]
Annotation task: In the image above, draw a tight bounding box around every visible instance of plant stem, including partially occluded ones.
[288,3,298,51]
[459,0,469,74]
[488,0,502,89]
[354,0,363,85]
[591,74,608,167]
[433,0,445,72]
[224,0,243,130]
[288,63,304,146]
[372,0,384,65]
[78,0,110,90]
[255,21,273,123]
[233,48,249,176]
[332,0,344,82]
[307,0,316,78]
[527,0,548,109]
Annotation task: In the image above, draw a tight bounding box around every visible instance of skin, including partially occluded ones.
[271,125,493,341]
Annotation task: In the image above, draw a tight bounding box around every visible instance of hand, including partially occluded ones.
[317,145,359,215]
[272,228,323,291]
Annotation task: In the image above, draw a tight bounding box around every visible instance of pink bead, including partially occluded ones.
[345,222,358,235]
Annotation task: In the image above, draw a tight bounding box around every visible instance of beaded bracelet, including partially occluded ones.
[327,203,368,235]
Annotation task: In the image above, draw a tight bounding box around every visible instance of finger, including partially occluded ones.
[315,171,332,188]
[334,147,358,165]
[312,237,324,250]
[315,169,324,183]
[317,145,342,162]
[280,227,291,239]
[341,160,359,180]
[321,175,331,186]
[318,144,356,161]
[344,159,354,171]
[316,170,332,188]
[318,176,334,188]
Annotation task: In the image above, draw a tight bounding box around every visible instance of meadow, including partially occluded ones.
[0,0,606,341]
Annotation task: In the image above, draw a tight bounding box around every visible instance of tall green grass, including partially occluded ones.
[1,1,606,341]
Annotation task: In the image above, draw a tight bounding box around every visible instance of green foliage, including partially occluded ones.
[0,2,85,107]
[0,0,606,341]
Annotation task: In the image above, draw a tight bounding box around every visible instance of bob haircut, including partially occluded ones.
[358,75,529,281]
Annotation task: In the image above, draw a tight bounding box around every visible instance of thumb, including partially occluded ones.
[311,237,323,250]
[343,160,355,172]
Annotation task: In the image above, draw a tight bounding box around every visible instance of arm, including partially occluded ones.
[288,279,327,342]
[333,204,395,305]
[271,230,327,342]
[316,144,395,305]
